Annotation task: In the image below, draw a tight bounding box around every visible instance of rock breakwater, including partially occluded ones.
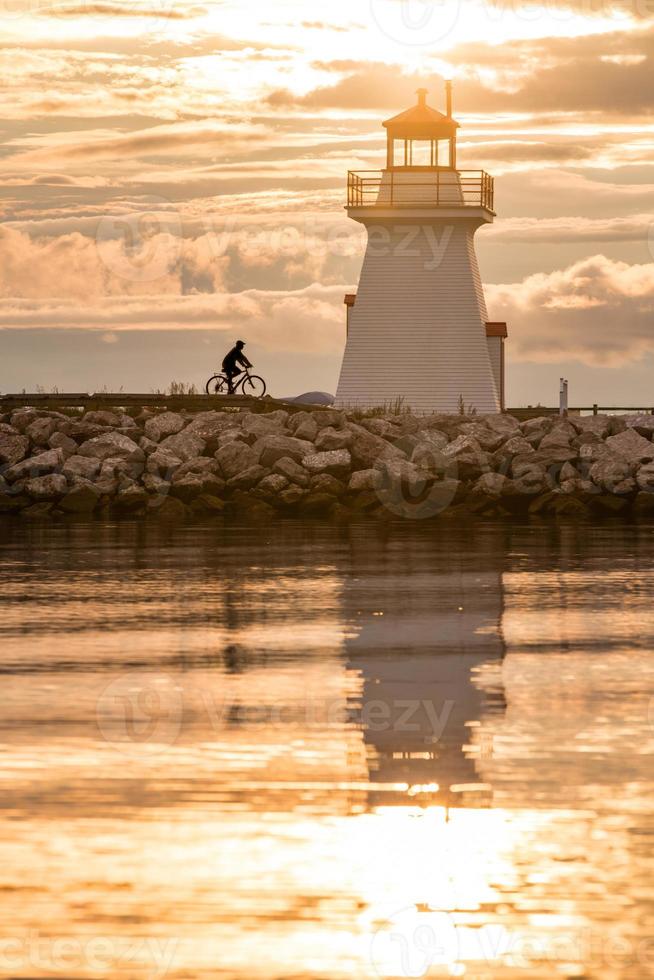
[2,405,654,521]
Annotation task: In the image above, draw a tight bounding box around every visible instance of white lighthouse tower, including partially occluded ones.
[335,84,502,414]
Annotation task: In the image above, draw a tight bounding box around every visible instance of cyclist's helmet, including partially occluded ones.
[236,340,245,348]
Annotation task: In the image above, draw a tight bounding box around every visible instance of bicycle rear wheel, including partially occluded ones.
[242,375,266,398]
[205,374,229,395]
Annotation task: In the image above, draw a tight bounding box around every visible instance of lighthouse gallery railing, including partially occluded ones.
[347,170,494,211]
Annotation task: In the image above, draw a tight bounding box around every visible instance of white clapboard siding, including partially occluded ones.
[336,167,499,413]
[336,217,499,413]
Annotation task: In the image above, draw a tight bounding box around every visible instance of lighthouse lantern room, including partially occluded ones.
[335,84,504,414]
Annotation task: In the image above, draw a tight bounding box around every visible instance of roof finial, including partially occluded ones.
[416,87,428,107]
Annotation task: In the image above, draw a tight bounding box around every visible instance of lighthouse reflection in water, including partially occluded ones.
[1,521,654,979]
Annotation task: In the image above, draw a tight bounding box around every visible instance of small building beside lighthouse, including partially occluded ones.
[335,85,506,414]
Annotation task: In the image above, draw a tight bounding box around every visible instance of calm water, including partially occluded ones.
[1,519,653,979]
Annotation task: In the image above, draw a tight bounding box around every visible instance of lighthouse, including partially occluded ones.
[335,85,504,414]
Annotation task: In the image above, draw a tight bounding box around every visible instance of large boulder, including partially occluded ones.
[314,409,346,431]
[441,434,483,458]
[252,434,314,468]
[78,431,143,462]
[348,469,378,492]
[59,481,102,513]
[573,415,612,439]
[521,416,555,436]
[226,465,268,492]
[605,427,654,464]
[272,456,310,487]
[84,410,123,427]
[292,415,319,442]
[185,411,242,451]
[172,457,222,481]
[48,431,77,457]
[314,426,352,452]
[146,448,183,479]
[0,425,29,466]
[458,422,505,452]
[242,413,288,440]
[302,449,352,477]
[63,455,101,481]
[25,417,58,446]
[511,456,549,495]
[636,462,654,493]
[539,422,578,451]
[589,454,636,494]
[24,473,68,501]
[144,412,186,443]
[158,430,205,462]
[4,448,64,483]
[624,413,654,438]
[347,424,404,469]
[214,441,258,480]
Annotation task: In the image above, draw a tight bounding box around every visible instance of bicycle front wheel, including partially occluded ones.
[205,375,229,395]
[242,375,267,398]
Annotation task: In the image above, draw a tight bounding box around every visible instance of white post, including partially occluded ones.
[559,378,568,417]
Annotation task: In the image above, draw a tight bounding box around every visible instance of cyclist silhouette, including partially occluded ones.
[222,340,253,394]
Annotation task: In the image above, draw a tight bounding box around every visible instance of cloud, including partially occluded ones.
[487,255,654,365]
[0,284,348,354]
[37,1,206,18]
[486,213,654,243]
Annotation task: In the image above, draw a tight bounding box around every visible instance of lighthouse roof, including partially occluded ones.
[383,88,459,140]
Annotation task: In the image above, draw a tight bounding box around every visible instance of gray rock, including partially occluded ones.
[605,427,654,463]
[359,418,397,439]
[478,413,521,437]
[348,469,378,492]
[302,449,352,477]
[99,456,144,482]
[636,462,654,493]
[310,473,346,496]
[63,455,101,481]
[314,409,346,431]
[624,413,654,438]
[185,411,241,441]
[59,481,102,513]
[347,425,404,469]
[24,473,68,501]
[314,426,352,452]
[279,485,306,506]
[521,416,555,436]
[253,434,314,468]
[214,441,257,480]
[146,448,183,479]
[0,425,29,466]
[539,423,577,450]
[139,436,159,455]
[511,457,549,495]
[473,472,509,496]
[48,431,77,457]
[158,430,205,462]
[147,495,188,522]
[78,431,143,462]
[172,457,222,481]
[293,416,319,442]
[169,475,207,502]
[25,417,58,446]
[573,415,612,439]
[84,410,123,427]
[459,422,505,452]
[414,429,449,451]
[272,457,310,487]
[10,409,41,432]
[114,485,149,510]
[441,434,483,458]
[226,465,268,492]
[287,411,317,436]
[142,473,170,496]
[242,413,287,439]
[144,412,186,443]
[257,474,289,496]
[589,454,636,493]
[4,448,64,483]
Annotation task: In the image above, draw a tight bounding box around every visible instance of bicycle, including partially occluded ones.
[205,367,267,398]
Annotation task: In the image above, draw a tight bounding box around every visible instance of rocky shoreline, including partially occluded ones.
[2,405,654,522]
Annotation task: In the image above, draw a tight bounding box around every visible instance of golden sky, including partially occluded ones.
[1,0,654,402]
